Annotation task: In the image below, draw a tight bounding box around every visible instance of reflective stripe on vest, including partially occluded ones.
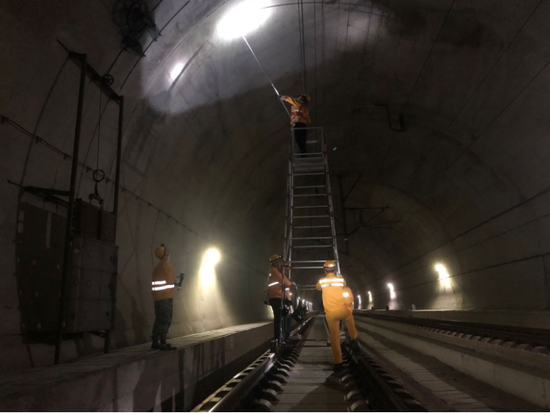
[320,282,344,288]
[152,280,167,286]
[268,281,280,287]
[152,284,175,291]
[319,277,345,288]
[290,105,305,120]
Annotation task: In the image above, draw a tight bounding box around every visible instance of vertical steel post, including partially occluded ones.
[55,54,87,364]
[337,175,349,256]
[113,96,124,227]
[104,95,124,354]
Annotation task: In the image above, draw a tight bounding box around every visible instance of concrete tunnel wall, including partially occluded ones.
[1,0,550,371]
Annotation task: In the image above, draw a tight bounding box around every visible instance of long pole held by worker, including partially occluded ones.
[241,35,291,118]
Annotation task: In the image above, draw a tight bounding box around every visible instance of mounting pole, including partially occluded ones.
[55,53,87,365]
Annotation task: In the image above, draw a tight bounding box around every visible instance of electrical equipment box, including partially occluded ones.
[66,235,117,333]
[16,201,117,334]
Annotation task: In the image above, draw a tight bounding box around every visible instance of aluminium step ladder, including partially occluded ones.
[283,127,340,286]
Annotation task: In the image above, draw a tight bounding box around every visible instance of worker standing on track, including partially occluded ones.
[316,260,360,370]
[151,244,179,351]
[280,94,311,154]
[267,254,294,343]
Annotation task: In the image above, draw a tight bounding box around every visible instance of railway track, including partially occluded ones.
[354,312,550,353]
[192,315,426,412]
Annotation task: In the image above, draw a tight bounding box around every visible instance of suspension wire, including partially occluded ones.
[301,0,307,92]
[313,0,317,116]
[321,0,325,111]
[97,91,101,170]
[241,35,291,118]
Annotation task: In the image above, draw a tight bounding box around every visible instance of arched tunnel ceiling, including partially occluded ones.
[2,0,550,360]
[113,0,550,308]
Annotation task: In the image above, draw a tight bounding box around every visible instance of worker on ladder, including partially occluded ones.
[316,260,360,371]
[267,254,294,343]
[280,94,311,153]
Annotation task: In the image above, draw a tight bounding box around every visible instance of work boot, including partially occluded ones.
[159,336,177,351]
[333,363,345,372]
[351,339,361,354]
[151,335,160,350]
[159,343,177,351]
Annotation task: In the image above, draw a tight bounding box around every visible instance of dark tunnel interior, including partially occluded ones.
[1,0,550,396]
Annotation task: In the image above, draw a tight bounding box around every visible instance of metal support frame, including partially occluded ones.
[54,53,87,365]
[336,174,397,252]
[53,50,124,364]
[283,126,341,287]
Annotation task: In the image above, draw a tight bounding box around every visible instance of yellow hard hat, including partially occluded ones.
[155,244,167,260]
[323,260,337,271]
[270,254,282,264]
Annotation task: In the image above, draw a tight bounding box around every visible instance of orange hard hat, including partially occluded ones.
[270,254,282,264]
[323,260,337,271]
[154,244,167,260]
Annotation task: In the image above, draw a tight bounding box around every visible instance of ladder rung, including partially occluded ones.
[292,194,327,197]
[291,266,324,269]
[295,185,325,189]
[306,141,318,143]
[290,260,338,263]
[294,225,331,228]
[291,236,332,240]
[293,215,330,219]
[292,245,333,249]
[294,158,324,162]
[294,152,323,156]
[294,172,325,176]
[292,205,328,209]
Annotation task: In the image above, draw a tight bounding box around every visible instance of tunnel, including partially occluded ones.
[1,0,549,411]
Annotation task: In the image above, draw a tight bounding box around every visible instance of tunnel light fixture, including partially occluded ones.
[368,291,372,303]
[205,248,221,265]
[435,263,451,289]
[387,283,396,299]
[170,62,184,80]
[217,0,272,40]
[357,294,362,309]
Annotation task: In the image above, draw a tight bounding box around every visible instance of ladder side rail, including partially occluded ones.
[288,130,296,280]
[322,128,341,275]
[283,145,292,262]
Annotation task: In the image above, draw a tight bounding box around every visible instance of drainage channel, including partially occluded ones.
[193,315,426,412]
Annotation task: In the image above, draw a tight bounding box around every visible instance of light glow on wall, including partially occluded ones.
[435,263,452,290]
[368,291,372,305]
[200,248,221,288]
[357,294,362,309]
[170,62,184,80]
[387,283,396,299]
[217,0,272,40]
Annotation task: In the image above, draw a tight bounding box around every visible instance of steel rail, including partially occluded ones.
[354,311,550,348]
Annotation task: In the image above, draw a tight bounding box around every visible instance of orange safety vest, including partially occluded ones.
[151,259,176,301]
[267,266,292,299]
[283,96,311,126]
[316,273,348,312]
